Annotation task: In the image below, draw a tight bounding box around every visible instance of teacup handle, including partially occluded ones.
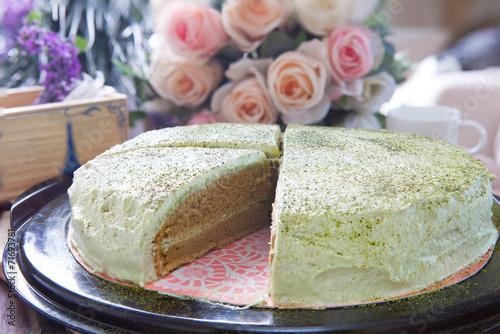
[458,120,487,154]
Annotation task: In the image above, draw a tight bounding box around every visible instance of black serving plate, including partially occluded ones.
[4,177,500,333]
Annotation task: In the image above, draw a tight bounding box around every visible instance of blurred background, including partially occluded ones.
[383,0,500,61]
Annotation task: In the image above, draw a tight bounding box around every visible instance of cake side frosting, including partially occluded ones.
[69,146,269,286]
[270,125,499,305]
[100,123,282,158]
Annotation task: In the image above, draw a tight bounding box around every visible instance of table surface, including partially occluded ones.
[0,211,69,333]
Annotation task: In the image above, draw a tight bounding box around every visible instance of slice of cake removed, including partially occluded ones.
[269,125,499,306]
[69,147,277,286]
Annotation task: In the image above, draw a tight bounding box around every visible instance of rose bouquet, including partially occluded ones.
[136,0,409,129]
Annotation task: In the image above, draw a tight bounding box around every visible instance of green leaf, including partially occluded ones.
[215,45,245,65]
[74,36,89,53]
[364,0,391,35]
[111,59,144,79]
[375,112,387,129]
[371,40,396,75]
[383,40,396,57]
[340,95,349,107]
[295,30,307,48]
[259,31,296,58]
[389,51,412,84]
[27,11,44,25]
[128,110,148,127]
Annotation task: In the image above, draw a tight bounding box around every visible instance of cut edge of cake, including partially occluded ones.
[69,146,278,286]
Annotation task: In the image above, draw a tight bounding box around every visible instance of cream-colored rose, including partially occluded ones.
[267,43,330,125]
[342,112,381,130]
[216,77,278,123]
[292,0,379,36]
[211,58,278,124]
[345,71,397,113]
[150,0,216,15]
[221,0,290,52]
[149,44,223,107]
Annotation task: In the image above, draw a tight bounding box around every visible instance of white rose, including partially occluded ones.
[292,0,379,36]
[211,58,278,124]
[149,43,223,107]
[345,71,397,113]
[343,112,382,130]
[64,72,116,101]
[221,0,290,52]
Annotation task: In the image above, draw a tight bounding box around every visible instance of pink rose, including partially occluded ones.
[267,44,330,125]
[211,58,278,124]
[327,25,375,83]
[221,0,290,52]
[186,109,217,125]
[149,43,223,107]
[155,1,228,62]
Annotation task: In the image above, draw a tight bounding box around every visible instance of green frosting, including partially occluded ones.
[270,125,498,306]
[279,125,494,217]
[101,123,282,158]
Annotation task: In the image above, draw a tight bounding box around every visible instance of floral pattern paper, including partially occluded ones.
[145,228,271,305]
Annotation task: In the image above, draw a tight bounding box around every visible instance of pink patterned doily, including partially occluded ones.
[72,228,496,308]
[145,229,271,305]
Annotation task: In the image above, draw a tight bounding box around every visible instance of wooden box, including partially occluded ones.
[0,87,129,202]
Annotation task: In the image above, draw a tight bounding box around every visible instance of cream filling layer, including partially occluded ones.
[159,201,268,253]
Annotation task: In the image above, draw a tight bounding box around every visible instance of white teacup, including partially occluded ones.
[386,106,487,154]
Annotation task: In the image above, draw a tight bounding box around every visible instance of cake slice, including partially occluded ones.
[269,125,499,306]
[69,146,277,286]
[69,124,281,286]
[101,123,282,158]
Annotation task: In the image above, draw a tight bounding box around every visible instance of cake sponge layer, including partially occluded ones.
[153,162,277,277]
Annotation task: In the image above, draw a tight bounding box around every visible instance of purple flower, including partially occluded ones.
[148,112,180,129]
[1,0,34,54]
[1,0,33,30]
[17,23,82,103]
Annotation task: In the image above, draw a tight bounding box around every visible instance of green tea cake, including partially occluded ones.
[269,125,498,305]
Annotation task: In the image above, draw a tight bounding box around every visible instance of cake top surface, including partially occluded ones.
[101,123,281,158]
[277,125,494,218]
[70,146,267,219]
